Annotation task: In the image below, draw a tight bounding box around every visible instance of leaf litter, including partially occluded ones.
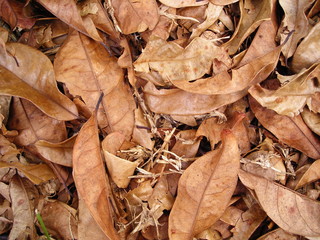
[0,0,320,239]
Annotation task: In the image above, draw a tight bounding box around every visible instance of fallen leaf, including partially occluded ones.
[78,197,109,240]
[9,175,38,240]
[158,0,208,8]
[37,0,102,41]
[292,21,320,73]
[295,159,320,190]
[8,98,67,146]
[134,37,230,83]
[73,111,120,240]
[301,108,320,136]
[249,63,320,117]
[34,136,76,167]
[230,203,267,240]
[249,96,320,159]
[257,228,298,240]
[171,129,201,158]
[111,0,159,34]
[210,0,239,5]
[38,199,77,240]
[190,3,223,40]
[0,161,55,185]
[0,42,78,121]
[55,30,135,139]
[143,82,247,115]
[0,0,36,30]
[223,0,272,55]
[239,169,320,238]
[278,0,314,60]
[169,129,240,239]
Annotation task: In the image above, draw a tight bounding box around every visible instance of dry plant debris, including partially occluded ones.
[0,0,319,239]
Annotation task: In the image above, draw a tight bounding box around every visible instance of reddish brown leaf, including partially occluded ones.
[239,170,320,238]
[168,129,240,239]
[249,96,320,159]
[73,112,120,240]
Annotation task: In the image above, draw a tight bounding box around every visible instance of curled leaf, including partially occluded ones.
[0,43,78,121]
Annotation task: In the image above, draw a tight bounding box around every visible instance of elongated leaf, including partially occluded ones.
[143,82,247,115]
[168,129,240,240]
[302,108,320,135]
[249,96,320,159]
[8,98,67,146]
[295,159,320,190]
[0,161,55,185]
[278,0,314,59]
[37,0,102,41]
[111,0,159,34]
[55,30,135,139]
[73,112,120,240]
[239,170,320,238]
[9,175,38,240]
[257,228,298,240]
[249,63,320,117]
[224,0,272,55]
[158,0,208,8]
[0,43,78,121]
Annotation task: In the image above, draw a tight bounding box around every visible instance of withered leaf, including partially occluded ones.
[38,199,77,240]
[0,0,36,30]
[37,0,102,41]
[249,96,320,159]
[169,129,240,239]
[73,112,120,240]
[9,175,38,240]
[158,0,208,8]
[302,107,320,136]
[249,63,320,117]
[295,159,320,190]
[239,170,320,238]
[111,0,159,34]
[0,43,78,121]
[257,228,298,240]
[134,37,229,83]
[292,21,320,73]
[34,136,76,167]
[8,98,67,146]
[224,0,272,55]
[278,0,314,59]
[55,30,135,139]
[143,82,247,115]
[0,161,55,185]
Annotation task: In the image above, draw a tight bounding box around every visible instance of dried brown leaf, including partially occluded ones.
[73,112,120,240]
[0,161,55,185]
[295,159,320,190]
[278,0,314,59]
[8,98,67,146]
[38,199,77,240]
[158,0,208,8]
[168,129,240,239]
[249,63,320,117]
[9,175,38,240]
[239,169,320,238]
[224,0,272,55]
[34,136,76,167]
[111,0,159,34]
[292,21,320,73]
[37,0,102,41]
[302,108,320,136]
[257,228,298,240]
[0,43,78,121]
[55,30,135,139]
[143,82,247,115]
[0,0,36,30]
